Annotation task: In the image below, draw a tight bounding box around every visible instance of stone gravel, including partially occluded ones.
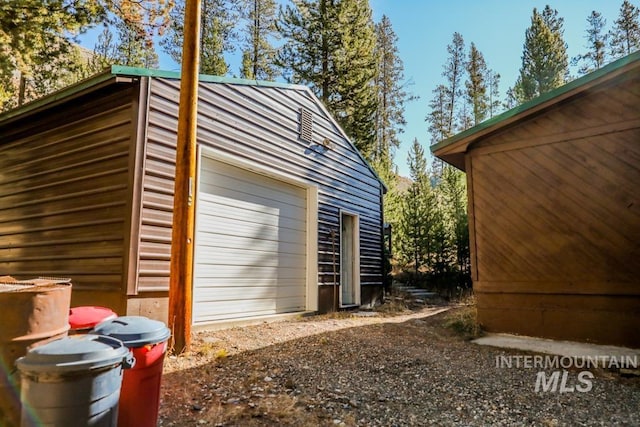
[158,305,640,426]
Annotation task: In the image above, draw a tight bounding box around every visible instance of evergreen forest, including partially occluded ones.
[2,0,639,296]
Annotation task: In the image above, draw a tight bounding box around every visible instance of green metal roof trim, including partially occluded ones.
[0,65,308,125]
[0,69,116,124]
[110,65,308,90]
[431,50,640,155]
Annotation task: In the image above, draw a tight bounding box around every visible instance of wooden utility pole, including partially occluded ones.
[168,0,201,354]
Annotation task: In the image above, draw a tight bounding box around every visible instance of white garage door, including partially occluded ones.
[193,157,307,324]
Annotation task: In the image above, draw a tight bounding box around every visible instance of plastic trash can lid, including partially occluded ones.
[69,306,117,329]
[91,316,171,347]
[15,335,134,373]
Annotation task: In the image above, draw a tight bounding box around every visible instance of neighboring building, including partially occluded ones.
[432,51,640,348]
[0,66,386,326]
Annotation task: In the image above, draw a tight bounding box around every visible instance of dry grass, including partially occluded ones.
[444,297,483,339]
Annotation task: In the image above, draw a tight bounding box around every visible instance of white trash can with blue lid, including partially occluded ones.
[15,334,135,427]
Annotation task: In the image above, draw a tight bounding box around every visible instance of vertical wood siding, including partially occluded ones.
[0,85,136,292]
[467,74,640,347]
[138,78,383,295]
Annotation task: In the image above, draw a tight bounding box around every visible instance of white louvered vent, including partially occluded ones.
[299,108,313,143]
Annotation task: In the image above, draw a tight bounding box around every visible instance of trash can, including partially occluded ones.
[16,334,135,427]
[91,316,171,427]
[68,306,117,334]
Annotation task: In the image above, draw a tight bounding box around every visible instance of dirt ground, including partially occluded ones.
[158,303,640,426]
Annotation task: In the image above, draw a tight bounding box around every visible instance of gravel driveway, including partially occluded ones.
[158,305,640,426]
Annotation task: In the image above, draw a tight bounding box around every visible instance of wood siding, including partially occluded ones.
[468,73,640,347]
[0,84,137,303]
[138,78,383,308]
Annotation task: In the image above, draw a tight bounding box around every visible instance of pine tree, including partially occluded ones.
[114,14,159,68]
[487,70,501,118]
[90,27,119,72]
[371,157,403,259]
[277,0,378,158]
[609,0,640,59]
[465,42,490,126]
[443,32,465,136]
[438,164,469,284]
[1,0,171,110]
[572,11,608,75]
[239,0,279,80]
[513,6,568,103]
[0,0,105,109]
[373,15,412,166]
[426,32,465,149]
[426,84,449,145]
[399,138,433,281]
[163,0,240,75]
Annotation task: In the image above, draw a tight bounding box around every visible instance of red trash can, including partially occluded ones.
[68,306,117,334]
[91,316,171,427]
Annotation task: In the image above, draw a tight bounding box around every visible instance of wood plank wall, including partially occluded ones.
[0,84,137,311]
[468,74,640,347]
[137,78,383,311]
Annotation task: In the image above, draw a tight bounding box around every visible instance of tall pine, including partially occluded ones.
[443,32,465,137]
[399,138,433,280]
[572,11,608,75]
[609,0,640,59]
[486,70,501,118]
[513,6,568,103]
[239,0,279,80]
[426,33,465,145]
[465,42,490,126]
[373,14,409,166]
[114,13,159,68]
[163,0,239,75]
[277,0,378,158]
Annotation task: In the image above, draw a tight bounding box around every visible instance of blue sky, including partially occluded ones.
[368,0,627,176]
[79,1,628,177]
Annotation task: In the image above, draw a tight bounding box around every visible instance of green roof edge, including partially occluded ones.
[0,68,115,124]
[109,65,307,90]
[0,65,308,125]
[430,50,640,154]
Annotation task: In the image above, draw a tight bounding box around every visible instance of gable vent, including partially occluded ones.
[299,108,313,143]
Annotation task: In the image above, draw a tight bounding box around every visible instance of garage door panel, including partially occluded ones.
[196,234,305,255]
[196,286,278,301]
[200,180,306,211]
[194,158,307,324]
[195,284,305,302]
[195,265,306,279]
[201,161,307,204]
[199,192,306,223]
[194,298,305,320]
[200,213,306,239]
[194,301,276,322]
[196,249,306,268]
[194,278,304,293]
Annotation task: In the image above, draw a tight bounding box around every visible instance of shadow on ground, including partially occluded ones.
[158,308,640,427]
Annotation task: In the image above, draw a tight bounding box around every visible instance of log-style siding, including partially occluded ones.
[0,84,137,305]
[137,77,383,309]
[465,68,640,347]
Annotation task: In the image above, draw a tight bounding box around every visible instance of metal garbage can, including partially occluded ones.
[16,334,135,427]
[0,278,72,427]
[91,316,171,427]
[68,306,117,334]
